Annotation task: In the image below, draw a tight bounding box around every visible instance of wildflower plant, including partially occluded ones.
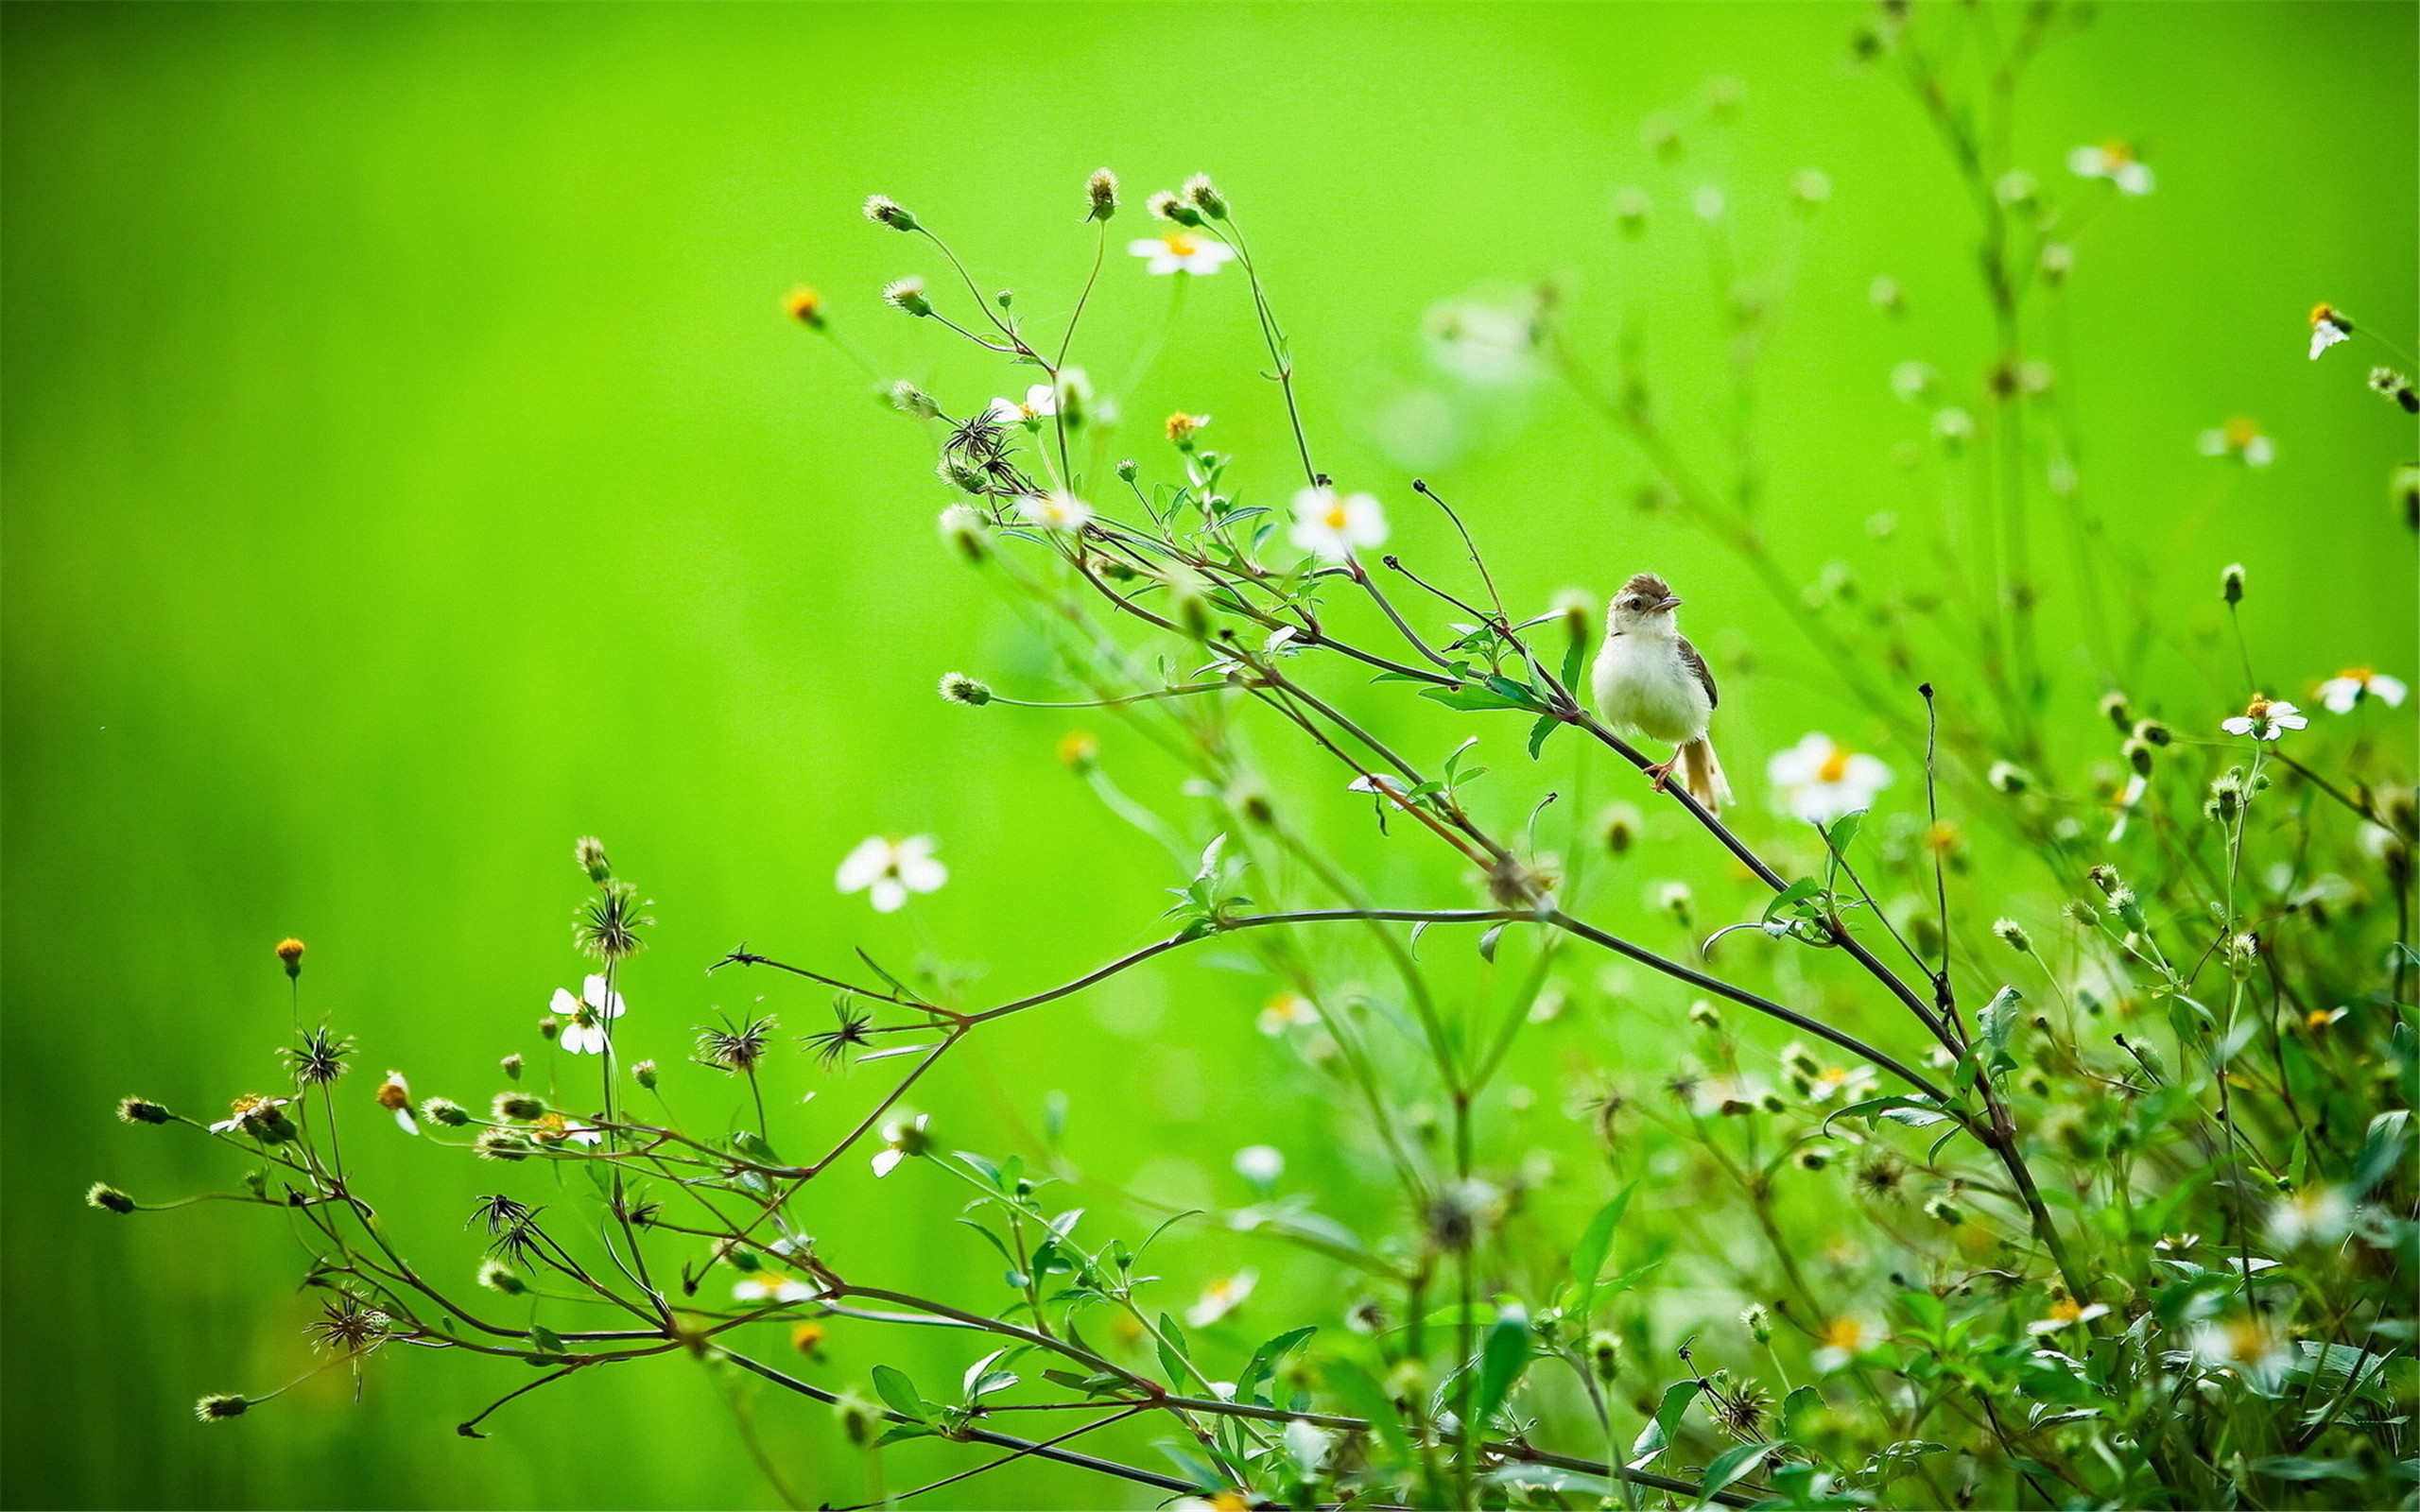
[101,6,2414,1509]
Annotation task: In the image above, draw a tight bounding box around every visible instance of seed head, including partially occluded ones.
[2062,900,2100,927]
[1147,190,1201,228]
[475,1128,532,1162]
[1085,167,1119,221]
[499,1053,525,1081]
[938,672,993,706]
[696,1014,777,1075]
[87,1181,136,1214]
[275,937,306,977]
[1992,918,2032,954]
[492,1091,545,1122]
[195,1394,251,1422]
[2122,736,2155,777]
[861,195,917,232]
[420,1096,469,1127]
[1987,761,2031,795]
[782,286,825,328]
[2221,562,2246,604]
[477,1259,527,1295]
[116,1096,172,1125]
[575,836,613,883]
[632,1058,659,1091]
[282,1025,354,1088]
[2098,690,2133,731]
[1183,173,1228,219]
[890,380,939,421]
[1923,1195,1965,1226]
[882,277,932,318]
[576,880,649,963]
[805,998,875,1069]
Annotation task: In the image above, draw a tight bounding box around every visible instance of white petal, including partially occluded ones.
[1128,238,1168,259]
[551,988,580,1016]
[896,854,948,893]
[1843,754,1894,791]
[2221,716,2255,734]
[2310,323,2351,360]
[2275,713,2308,730]
[2066,146,2108,177]
[394,1108,420,1135]
[1024,384,1057,415]
[2371,675,2408,706]
[2115,162,2154,195]
[2197,430,2229,456]
[562,1023,600,1055]
[2319,680,2361,713]
[986,397,1022,424]
[2243,437,2273,467]
[869,877,908,913]
[872,1147,905,1177]
[836,837,892,893]
[1341,492,1389,548]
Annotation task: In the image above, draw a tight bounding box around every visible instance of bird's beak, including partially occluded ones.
[1657,595,1685,611]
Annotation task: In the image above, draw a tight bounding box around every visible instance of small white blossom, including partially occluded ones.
[1233,1144,1285,1187]
[734,1270,820,1304]
[986,384,1057,426]
[1185,1268,1258,1328]
[871,1113,930,1177]
[2318,668,2408,713]
[1768,733,1893,823]
[1257,993,1318,1036]
[2027,1297,2112,1335]
[2067,141,2154,195]
[1288,486,1387,562]
[837,835,947,913]
[1015,490,1093,534]
[2221,696,2308,742]
[1128,230,1236,276]
[2309,304,2353,361]
[549,974,627,1056]
[2269,1186,2352,1248]
[1811,1315,1883,1373]
[2198,417,2274,468]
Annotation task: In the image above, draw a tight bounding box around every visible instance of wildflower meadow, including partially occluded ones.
[8,3,2415,1510]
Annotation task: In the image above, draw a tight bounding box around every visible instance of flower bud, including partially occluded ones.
[1687,999,1721,1031]
[2098,691,2133,732]
[1992,918,2032,954]
[1115,457,1138,483]
[1183,172,1228,219]
[1588,1330,1621,1382]
[478,1260,527,1295]
[116,1096,172,1125]
[1739,1305,1772,1345]
[1601,803,1641,856]
[937,456,987,494]
[889,381,939,421]
[574,835,613,883]
[195,1394,250,1422]
[882,277,931,318]
[475,1128,531,1162]
[2062,900,2100,927]
[1613,187,1650,236]
[938,504,991,564]
[937,671,992,706]
[1085,167,1119,221]
[86,1181,136,1214]
[1148,190,1202,228]
[2122,737,2155,777]
[500,1053,524,1081]
[1924,1195,1964,1226]
[492,1091,544,1122]
[1987,761,2031,795]
[2221,563,2246,604]
[1057,730,1098,774]
[421,1096,469,1127]
[861,195,917,232]
[536,1016,560,1041]
[275,937,306,978]
[632,1059,659,1091]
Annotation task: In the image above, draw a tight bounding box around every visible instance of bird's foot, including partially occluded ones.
[1644,758,1677,794]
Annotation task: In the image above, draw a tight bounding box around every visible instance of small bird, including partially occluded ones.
[1590,571,1734,812]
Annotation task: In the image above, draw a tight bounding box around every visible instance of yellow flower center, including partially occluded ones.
[2245,696,2273,718]
[2310,302,2339,328]
[2224,417,2259,447]
[2342,665,2373,682]
[1323,504,1351,531]
[1923,820,1960,853]
[1816,747,1851,783]
[2100,140,2133,164]
[2048,1297,2084,1322]
[1819,1317,1865,1350]
[1164,232,1198,257]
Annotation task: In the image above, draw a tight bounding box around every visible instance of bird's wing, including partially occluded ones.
[1677,636,1719,710]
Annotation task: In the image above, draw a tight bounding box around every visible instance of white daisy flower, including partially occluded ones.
[986,383,1057,426]
[1128,230,1236,276]
[1233,1144,1285,1187]
[1185,1268,1258,1329]
[1767,733,1893,823]
[2107,771,2149,843]
[1803,1062,1879,1106]
[1811,1315,1883,1373]
[209,1093,290,1136]
[1014,490,1093,535]
[2067,141,2155,195]
[375,1072,417,1135]
[2221,696,2308,742]
[2191,1315,2291,1380]
[549,974,627,1056]
[2309,303,2354,360]
[1288,486,1387,562]
[1257,993,1318,1036]
[2318,667,2408,713]
[836,835,947,913]
[1424,296,1540,386]
[871,1113,930,1177]
[734,1270,821,1305]
[2269,1185,2352,1248]
[2197,417,2274,467]
[2027,1297,2113,1335]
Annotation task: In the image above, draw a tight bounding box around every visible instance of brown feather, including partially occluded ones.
[1676,635,1719,710]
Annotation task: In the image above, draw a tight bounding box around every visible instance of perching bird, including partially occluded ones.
[1590,572,1734,813]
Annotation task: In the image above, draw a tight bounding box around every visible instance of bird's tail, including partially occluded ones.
[1680,738,1733,815]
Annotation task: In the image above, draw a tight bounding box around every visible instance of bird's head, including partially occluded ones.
[1608,572,1685,636]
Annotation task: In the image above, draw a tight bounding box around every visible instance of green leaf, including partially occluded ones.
[1820,810,1865,857]
[1474,1300,1531,1425]
[1701,1441,1779,1498]
[2354,1109,2410,1196]
[526,1324,565,1356]
[2252,1456,2363,1483]
[1978,986,2024,1054]
[1567,1185,1634,1320]
[870,1365,926,1421]
[1527,713,1561,760]
[1154,1312,1191,1387]
[1478,923,1505,963]
[1629,1379,1703,1467]
[1324,1358,1412,1464]
[1238,1325,1318,1402]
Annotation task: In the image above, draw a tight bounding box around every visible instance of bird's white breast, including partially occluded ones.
[1591,633,1711,745]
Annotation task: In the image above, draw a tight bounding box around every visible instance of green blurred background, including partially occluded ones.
[5,3,2411,1507]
